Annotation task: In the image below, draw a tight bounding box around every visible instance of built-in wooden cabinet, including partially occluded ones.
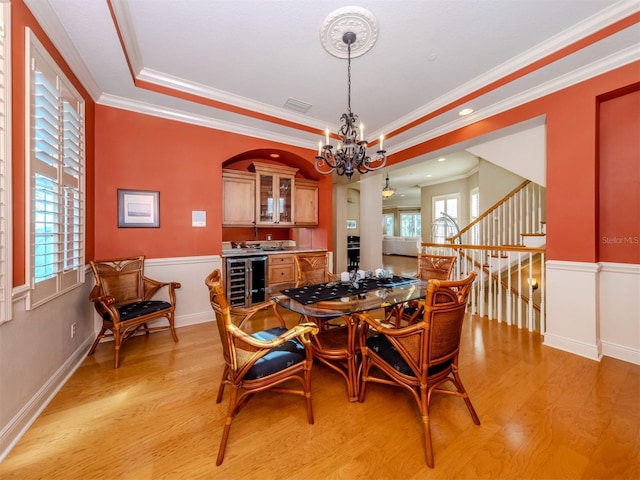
[294,178,319,226]
[251,162,298,226]
[222,170,255,226]
[268,253,296,286]
[222,162,319,228]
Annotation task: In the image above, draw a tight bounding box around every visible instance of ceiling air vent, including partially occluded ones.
[284,97,312,113]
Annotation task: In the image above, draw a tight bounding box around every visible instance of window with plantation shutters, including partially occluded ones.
[26,30,84,308]
[470,187,480,244]
[0,3,11,323]
[432,193,459,223]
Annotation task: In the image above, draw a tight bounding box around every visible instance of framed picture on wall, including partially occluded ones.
[118,189,160,228]
[346,219,357,229]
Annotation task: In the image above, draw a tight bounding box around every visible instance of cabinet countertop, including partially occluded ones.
[221,248,327,258]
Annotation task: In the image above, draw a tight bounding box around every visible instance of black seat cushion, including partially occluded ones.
[246,327,305,380]
[366,334,451,377]
[403,304,420,317]
[111,300,172,321]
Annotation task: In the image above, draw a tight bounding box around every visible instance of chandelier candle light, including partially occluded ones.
[315,31,386,181]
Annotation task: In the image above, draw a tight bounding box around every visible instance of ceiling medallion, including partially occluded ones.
[320,6,379,59]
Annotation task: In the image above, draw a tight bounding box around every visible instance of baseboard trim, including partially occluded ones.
[602,340,640,365]
[175,312,213,328]
[0,335,94,463]
[543,332,602,362]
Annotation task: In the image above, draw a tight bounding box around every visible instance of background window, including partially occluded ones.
[470,187,479,244]
[382,213,394,236]
[432,193,459,223]
[432,193,460,243]
[400,212,421,238]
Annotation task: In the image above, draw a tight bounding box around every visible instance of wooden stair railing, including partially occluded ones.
[420,242,546,333]
[447,180,546,247]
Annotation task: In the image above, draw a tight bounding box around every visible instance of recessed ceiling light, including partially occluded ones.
[426,174,432,178]
[270,153,280,158]
[459,108,474,116]
[438,158,446,162]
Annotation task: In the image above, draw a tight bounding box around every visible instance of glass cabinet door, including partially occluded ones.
[252,162,298,226]
[278,176,292,223]
[258,173,275,223]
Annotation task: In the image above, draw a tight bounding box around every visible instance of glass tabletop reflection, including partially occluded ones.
[267,277,427,318]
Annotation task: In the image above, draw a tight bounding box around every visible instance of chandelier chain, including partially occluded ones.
[347,39,352,115]
[314,31,386,181]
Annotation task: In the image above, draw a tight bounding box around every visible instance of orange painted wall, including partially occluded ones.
[11,0,638,269]
[391,61,640,263]
[94,106,332,259]
[598,87,640,263]
[11,0,96,286]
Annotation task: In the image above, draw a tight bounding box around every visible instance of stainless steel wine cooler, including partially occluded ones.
[224,256,268,307]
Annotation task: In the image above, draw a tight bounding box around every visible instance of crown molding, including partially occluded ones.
[109,0,143,76]
[97,93,314,150]
[380,1,640,138]
[389,44,639,156]
[137,67,327,131]
[23,0,102,101]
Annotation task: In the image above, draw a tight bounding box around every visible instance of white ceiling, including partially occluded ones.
[25,0,639,205]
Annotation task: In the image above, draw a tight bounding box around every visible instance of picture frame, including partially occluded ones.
[346,219,357,229]
[118,189,160,228]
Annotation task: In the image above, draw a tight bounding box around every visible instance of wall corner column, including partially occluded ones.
[544,260,602,361]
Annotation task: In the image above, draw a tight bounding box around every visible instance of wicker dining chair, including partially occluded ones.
[88,256,181,368]
[205,269,319,465]
[294,253,358,401]
[294,251,336,284]
[355,271,479,467]
[389,253,458,327]
[294,251,342,329]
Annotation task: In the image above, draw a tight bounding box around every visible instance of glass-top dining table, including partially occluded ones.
[267,275,428,401]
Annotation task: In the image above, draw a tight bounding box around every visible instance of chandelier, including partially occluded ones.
[315,31,386,181]
[382,174,395,198]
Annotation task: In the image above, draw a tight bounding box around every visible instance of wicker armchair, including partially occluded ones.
[389,253,458,327]
[88,256,180,368]
[294,253,358,401]
[294,252,336,284]
[355,271,478,467]
[205,269,319,465]
[417,253,457,281]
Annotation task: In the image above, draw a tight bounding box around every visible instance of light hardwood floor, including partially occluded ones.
[1,256,638,479]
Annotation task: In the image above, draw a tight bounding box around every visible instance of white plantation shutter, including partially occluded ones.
[470,187,480,244]
[27,30,84,308]
[0,3,11,323]
[432,193,460,222]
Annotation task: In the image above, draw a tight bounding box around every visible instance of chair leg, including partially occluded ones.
[358,356,369,403]
[216,386,239,466]
[304,364,314,425]
[113,330,122,369]
[452,370,480,425]
[88,327,107,355]
[420,388,435,468]
[168,313,179,342]
[422,412,434,468]
[216,366,229,403]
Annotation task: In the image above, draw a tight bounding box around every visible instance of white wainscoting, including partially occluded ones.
[599,262,640,365]
[545,260,640,365]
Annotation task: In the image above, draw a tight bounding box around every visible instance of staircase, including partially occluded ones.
[422,180,547,333]
[448,180,546,248]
